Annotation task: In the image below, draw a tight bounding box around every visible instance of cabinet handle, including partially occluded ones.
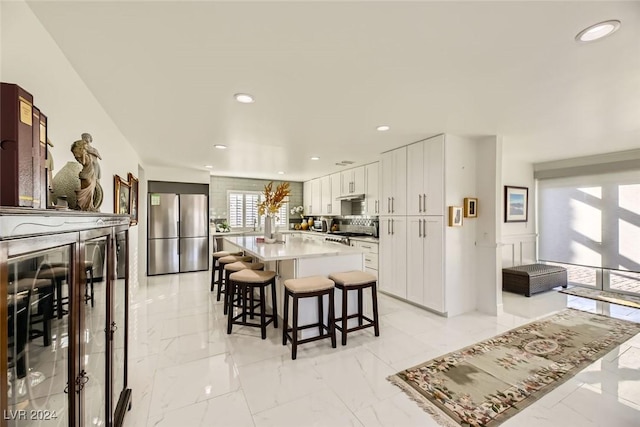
[387,219,390,234]
[423,193,426,212]
[423,219,427,238]
[328,204,331,213]
[387,197,390,213]
[419,218,422,237]
[365,258,372,262]
[391,197,395,213]
[391,219,394,235]
[361,245,371,249]
[418,194,422,213]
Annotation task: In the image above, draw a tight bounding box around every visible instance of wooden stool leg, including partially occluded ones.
[282,289,289,346]
[271,278,278,328]
[317,294,324,336]
[56,278,64,319]
[216,264,224,301]
[292,295,299,360]
[259,286,267,339]
[242,284,248,324]
[223,270,232,315]
[341,286,348,346]
[211,258,220,290]
[371,282,380,337]
[329,288,336,348]
[226,279,235,335]
[357,288,363,326]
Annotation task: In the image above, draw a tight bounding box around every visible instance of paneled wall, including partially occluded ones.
[209,176,303,220]
[501,234,537,268]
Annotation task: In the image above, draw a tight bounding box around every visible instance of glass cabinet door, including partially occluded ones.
[79,235,109,427]
[112,230,129,424]
[6,245,72,426]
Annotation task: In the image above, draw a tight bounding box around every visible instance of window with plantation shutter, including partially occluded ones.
[227,190,289,231]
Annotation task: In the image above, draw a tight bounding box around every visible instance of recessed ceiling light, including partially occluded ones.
[234,93,255,103]
[376,125,390,131]
[576,20,621,42]
[205,165,213,169]
[310,156,320,160]
[214,144,227,150]
[277,171,285,175]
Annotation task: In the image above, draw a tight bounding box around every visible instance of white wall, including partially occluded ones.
[1,0,142,279]
[500,141,537,268]
[145,166,210,184]
[444,135,477,317]
[474,136,503,315]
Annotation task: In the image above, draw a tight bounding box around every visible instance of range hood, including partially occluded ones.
[336,193,365,201]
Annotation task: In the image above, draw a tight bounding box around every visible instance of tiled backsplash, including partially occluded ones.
[209,176,303,220]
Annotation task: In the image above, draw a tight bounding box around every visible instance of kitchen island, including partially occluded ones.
[223,234,365,338]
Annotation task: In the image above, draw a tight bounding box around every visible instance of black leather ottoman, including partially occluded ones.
[502,264,568,297]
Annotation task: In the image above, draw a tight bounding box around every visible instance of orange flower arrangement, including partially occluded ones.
[257,181,291,217]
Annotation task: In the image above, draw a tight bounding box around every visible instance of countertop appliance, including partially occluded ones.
[311,219,327,232]
[148,193,209,275]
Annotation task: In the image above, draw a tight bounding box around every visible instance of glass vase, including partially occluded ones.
[264,216,275,240]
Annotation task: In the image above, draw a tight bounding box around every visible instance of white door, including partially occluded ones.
[391,147,407,215]
[340,169,353,196]
[425,135,444,216]
[424,216,445,312]
[303,181,312,215]
[365,162,379,215]
[380,152,394,215]
[406,217,425,304]
[379,216,407,298]
[353,166,366,194]
[406,141,424,216]
[330,173,342,215]
[320,175,331,215]
[311,178,321,215]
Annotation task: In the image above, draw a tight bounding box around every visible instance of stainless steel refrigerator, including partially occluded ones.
[148,193,209,275]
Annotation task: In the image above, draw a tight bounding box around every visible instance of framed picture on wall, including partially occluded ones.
[114,175,131,215]
[504,186,528,222]
[448,206,463,227]
[128,172,139,226]
[464,197,478,218]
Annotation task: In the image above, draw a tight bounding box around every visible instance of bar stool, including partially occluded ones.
[226,269,278,339]
[328,271,380,345]
[25,265,69,319]
[223,261,264,315]
[210,250,243,292]
[216,255,252,302]
[283,276,336,360]
[84,261,95,307]
[11,278,53,347]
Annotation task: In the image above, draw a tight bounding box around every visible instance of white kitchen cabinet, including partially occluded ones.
[340,165,365,196]
[380,147,407,215]
[320,175,331,215]
[364,162,379,215]
[303,180,312,215]
[378,216,407,299]
[330,172,342,215]
[406,216,444,312]
[407,135,444,216]
[311,178,321,215]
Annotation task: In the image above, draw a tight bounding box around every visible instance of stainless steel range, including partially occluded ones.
[324,232,373,246]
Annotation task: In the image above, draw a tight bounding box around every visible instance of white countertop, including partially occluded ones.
[223,235,364,261]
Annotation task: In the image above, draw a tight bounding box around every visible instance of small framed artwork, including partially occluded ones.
[128,172,139,226]
[114,175,131,215]
[448,206,463,227]
[464,197,478,218]
[504,186,528,222]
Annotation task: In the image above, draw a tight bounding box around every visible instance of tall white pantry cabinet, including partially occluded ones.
[379,134,447,314]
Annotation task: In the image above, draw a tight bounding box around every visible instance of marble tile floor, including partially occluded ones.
[123,272,640,427]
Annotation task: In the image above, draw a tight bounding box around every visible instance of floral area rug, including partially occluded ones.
[560,287,640,310]
[388,308,640,427]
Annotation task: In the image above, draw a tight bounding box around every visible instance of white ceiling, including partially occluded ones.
[27,1,640,182]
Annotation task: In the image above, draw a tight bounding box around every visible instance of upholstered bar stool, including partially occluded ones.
[226,269,278,339]
[223,261,264,315]
[11,278,54,347]
[210,250,243,292]
[216,254,252,301]
[282,276,336,360]
[328,271,380,345]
